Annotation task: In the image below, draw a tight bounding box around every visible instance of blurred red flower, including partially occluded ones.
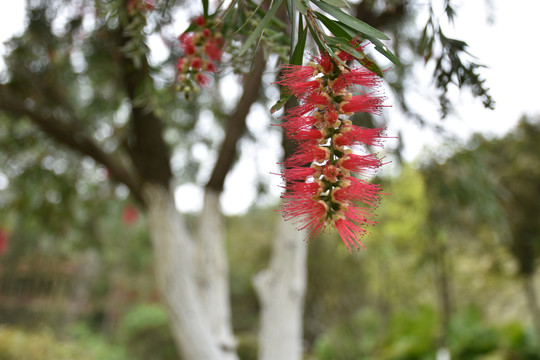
[122,205,139,226]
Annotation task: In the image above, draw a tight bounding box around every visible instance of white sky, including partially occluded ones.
[1,1,539,214]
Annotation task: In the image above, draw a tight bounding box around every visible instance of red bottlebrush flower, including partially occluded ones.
[280,115,317,135]
[0,229,9,256]
[175,15,224,97]
[335,206,378,251]
[334,125,385,148]
[332,68,381,91]
[203,40,222,61]
[179,34,196,55]
[190,57,203,69]
[176,58,186,72]
[339,153,382,176]
[205,61,216,72]
[196,73,209,86]
[340,94,385,115]
[281,166,316,182]
[284,143,329,167]
[276,65,317,91]
[194,15,205,26]
[277,51,389,252]
[122,205,139,226]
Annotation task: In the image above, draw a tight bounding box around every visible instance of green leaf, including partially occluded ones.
[239,0,284,56]
[321,34,385,76]
[323,35,359,55]
[321,0,349,8]
[307,30,346,68]
[218,0,240,26]
[358,55,384,78]
[290,18,307,65]
[325,35,385,76]
[306,20,334,56]
[311,0,389,40]
[270,92,292,114]
[368,36,400,65]
[314,11,352,40]
[337,21,401,65]
[286,0,296,52]
[295,0,308,14]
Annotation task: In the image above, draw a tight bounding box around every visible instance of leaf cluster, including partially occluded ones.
[221,0,398,113]
[418,6,495,118]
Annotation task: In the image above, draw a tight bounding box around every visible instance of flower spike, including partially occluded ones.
[277,51,389,253]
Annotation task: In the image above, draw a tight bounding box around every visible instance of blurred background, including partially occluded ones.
[1,0,539,359]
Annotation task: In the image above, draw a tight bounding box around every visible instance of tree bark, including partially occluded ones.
[144,184,227,360]
[433,232,452,357]
[253,217,308,360]
[197,189,238,359]
[523,274,540,344]
[206,48,265,192]
[196,46,266,359]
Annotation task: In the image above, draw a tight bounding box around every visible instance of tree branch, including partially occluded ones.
[116,20,173,190]
[206,48,266,192]
[0,87,145,205]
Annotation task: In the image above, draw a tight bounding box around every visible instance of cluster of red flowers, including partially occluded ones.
[177,16,224,95]
[277,50,387,252]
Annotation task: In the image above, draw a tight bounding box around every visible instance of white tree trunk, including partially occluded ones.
[144,184,229,360]
[253,217,308,360]
[196,189,238,359]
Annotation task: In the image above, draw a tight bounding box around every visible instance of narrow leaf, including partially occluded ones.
[337,21,400,65]
[239,0,283,55]
[290,17,307,65]
[311,0,389,40]
[295,0,308,14]
[323,35,367,66]
[286,0,297,52]
[324,35,385,76]
[271,92,292,114]
[321,0,349,8]
[314,11,352,40]
[368,36,400,65]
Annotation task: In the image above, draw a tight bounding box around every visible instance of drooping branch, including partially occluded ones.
[206,48,266,192]
[116,21,173,190]
[0,87,144,204]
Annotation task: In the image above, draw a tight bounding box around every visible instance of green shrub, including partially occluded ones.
[0,325,127,360]
[117,303,178,360]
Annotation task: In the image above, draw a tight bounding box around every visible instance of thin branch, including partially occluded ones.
[115,20,173,190]
[0,88,145,205]
[205,48,266,192]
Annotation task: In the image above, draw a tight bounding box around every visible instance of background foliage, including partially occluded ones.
[0,0,538,359]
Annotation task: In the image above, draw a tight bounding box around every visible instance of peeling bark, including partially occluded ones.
[144,184,224,360]
[197,189,238,359]
[253,218,307,360]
